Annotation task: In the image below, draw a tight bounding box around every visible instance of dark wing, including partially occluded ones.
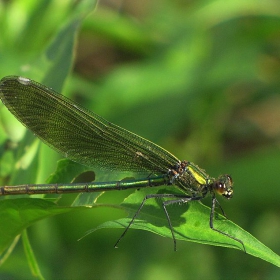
[0,76,179,175]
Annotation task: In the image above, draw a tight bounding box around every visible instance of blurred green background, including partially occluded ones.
[0,0,280,279]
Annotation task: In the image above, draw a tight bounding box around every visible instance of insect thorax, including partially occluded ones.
[169,160,212,196]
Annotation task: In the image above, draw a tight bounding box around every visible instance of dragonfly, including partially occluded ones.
[0,76,245,252]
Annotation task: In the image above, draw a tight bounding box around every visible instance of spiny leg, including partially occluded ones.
[162,195,202,251]
[210,196,246,253]
[214,198,227,218]
[114,193,202,251]
[114,193,182,249]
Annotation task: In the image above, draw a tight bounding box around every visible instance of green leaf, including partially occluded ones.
[88,188,280,267]
[0,198,73,255]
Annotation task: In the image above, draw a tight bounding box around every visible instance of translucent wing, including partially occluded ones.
[0,76,179,175]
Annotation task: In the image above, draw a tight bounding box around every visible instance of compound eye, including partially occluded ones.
[214,182,225,195]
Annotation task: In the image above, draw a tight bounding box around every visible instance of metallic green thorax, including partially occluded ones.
[175,161,211,194]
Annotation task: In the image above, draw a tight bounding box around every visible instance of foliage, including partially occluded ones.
[0,0,280,279]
